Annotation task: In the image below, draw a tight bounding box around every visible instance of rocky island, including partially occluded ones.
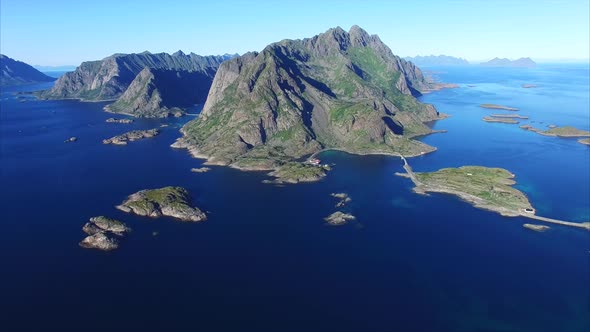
[191,167,211,173]
[173,26,447,174]
[522,84,539,88]
[480,104,519,111]
[523,224,550,232]
[324,211,356,225]
[102,129,159,145]
[116,186,207,222]
[79,216,131,251]
[482,116,519,124]
[265,162,328,184]
[396,160,590,230]
[400,165,533,217]
[106,117,134,124]
[520,125,590,138]
[490,114,529,119]
[578,138,590,145]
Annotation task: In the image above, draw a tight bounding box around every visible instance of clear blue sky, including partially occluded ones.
[1,0,588,65]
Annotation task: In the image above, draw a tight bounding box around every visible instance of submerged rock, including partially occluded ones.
[64,137,78,143]
[116,186,206,222]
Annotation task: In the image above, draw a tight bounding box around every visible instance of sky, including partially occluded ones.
[1,0,588,66]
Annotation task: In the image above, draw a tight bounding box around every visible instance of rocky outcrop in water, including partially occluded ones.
[175,26,443,170]
[102,129,159,145]
[79,216,131,251]
[116,186,207,222]
[106,117,133,124]
[1,54,56,86]
[324,211,356,225]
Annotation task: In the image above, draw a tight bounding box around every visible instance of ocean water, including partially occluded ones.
[0,65,589,332]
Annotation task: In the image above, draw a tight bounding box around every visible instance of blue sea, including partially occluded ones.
[1,65,589,332]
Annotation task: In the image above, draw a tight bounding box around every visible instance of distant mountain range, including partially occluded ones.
[480,57,536,68]
[1,54,56,86]
[404,55,469,66]
[173,26,444,170]
[33,65,77,72]
[39,52,236,117]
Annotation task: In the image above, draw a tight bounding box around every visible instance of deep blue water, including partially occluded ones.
[1,65,589,332]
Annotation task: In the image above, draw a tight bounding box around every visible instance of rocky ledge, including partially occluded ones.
[324,211,356,226]
[102,129,160,145]
[106,117,134,124]
[79,216,131,251]
[116,186,206,222]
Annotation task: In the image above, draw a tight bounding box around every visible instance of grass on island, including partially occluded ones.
[543,126,590,137]
[269,162,327,183]
[125,186,192,211]
[415,166,532,212]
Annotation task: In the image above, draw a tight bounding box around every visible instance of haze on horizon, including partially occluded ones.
[1,0,588,66]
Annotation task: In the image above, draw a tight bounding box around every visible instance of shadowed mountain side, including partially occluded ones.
[105,68,214,118]
[1,54,56,86]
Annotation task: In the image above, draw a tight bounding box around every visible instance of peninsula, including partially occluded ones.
[396,159,590,230]
[578,138,590,145]
[480,104,519,111]
[173,26,447,173]
[102,129,159,145]
[116,186,207,222]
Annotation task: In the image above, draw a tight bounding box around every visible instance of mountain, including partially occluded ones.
[480,57,536,67]
[1,54,56,86]
[39,52,234,117]
[404,55,469,66]
[174,26,444,170]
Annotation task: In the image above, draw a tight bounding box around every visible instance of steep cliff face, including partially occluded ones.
[39,52,233,117]
[42,52,228,100]
[176,26,442,169]
[1,54,56,86]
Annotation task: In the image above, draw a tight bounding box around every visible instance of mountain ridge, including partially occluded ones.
[38,52,235,117]
[1,54,56,86]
